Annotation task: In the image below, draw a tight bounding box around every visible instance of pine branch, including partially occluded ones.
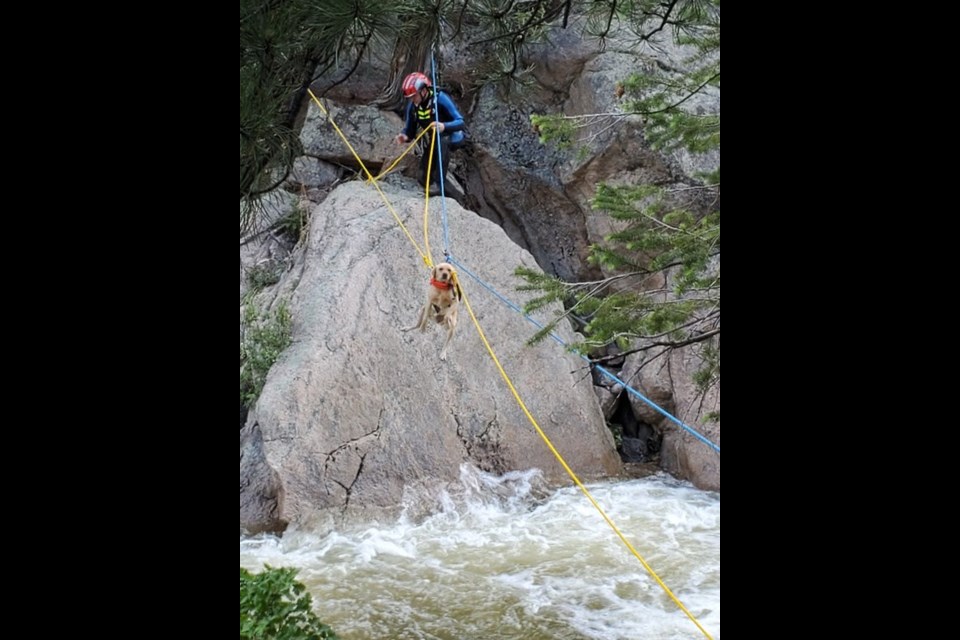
[589,327,720,364]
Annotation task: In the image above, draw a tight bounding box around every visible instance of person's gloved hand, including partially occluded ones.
[395,133,409,144]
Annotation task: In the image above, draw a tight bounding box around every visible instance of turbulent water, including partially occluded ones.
[240,466,720,639]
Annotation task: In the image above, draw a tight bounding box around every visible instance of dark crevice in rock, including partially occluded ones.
[609,395,661,463]
[457,412,506,474]
[323,422,382,464]
[335,452,367,511]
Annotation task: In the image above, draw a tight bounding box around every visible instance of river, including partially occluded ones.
[240,465,720,639]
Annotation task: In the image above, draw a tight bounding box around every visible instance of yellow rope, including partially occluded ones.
[371,125,431,181]
[423,127,438,266]
[307,89,431,268]
[453,272,715,640]
[305,90,713,638]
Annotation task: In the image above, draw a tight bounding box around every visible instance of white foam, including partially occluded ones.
[241,470,720,639]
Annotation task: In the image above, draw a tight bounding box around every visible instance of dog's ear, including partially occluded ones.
[431,266,438,281]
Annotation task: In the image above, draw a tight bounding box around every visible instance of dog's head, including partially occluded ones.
[433,262,454,284]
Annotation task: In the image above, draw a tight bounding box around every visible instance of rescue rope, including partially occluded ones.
[306,83,717,640]
[430,52,451,257]
[455,271,715,640]
[307,88,433,268]
[446,259,720,455]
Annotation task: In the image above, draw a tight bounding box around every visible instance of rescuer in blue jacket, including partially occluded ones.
[395,72,466,194]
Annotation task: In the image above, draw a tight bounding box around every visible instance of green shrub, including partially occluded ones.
[247,262,283,290]
[276,202,308,244]
[240,301,292,407]
[240,566,339,640]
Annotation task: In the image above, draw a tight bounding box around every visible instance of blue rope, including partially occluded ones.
[429,41,717,456]
[429,52,451,258]
[447,255,721,455]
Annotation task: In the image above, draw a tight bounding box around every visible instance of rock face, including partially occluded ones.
[249,15,720,502]
[619,348,720,491]
[240,180,621,533]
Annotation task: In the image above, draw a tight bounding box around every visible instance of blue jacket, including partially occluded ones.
[402,89,466,145]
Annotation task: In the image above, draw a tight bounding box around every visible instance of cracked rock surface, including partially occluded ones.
[240,180,620,533]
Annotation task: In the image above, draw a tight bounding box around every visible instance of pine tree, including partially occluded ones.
[240,0,427,232]
[521,0,720,398]
[239,0,571,234]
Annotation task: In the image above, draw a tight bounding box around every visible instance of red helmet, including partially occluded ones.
[402,72,431,98]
